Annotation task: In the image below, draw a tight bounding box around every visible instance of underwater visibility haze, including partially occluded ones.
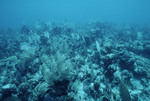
[1,0,150,28]
[0,0,150,101]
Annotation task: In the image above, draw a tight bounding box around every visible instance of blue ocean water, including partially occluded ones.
[1,0,150,101]
[0,0,150,28]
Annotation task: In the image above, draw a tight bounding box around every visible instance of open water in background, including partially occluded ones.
[0,0,150,28]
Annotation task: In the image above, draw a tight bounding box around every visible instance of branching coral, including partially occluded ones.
[40,52,74,85]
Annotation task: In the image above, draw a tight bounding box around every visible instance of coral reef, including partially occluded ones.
[0,21,150,101]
